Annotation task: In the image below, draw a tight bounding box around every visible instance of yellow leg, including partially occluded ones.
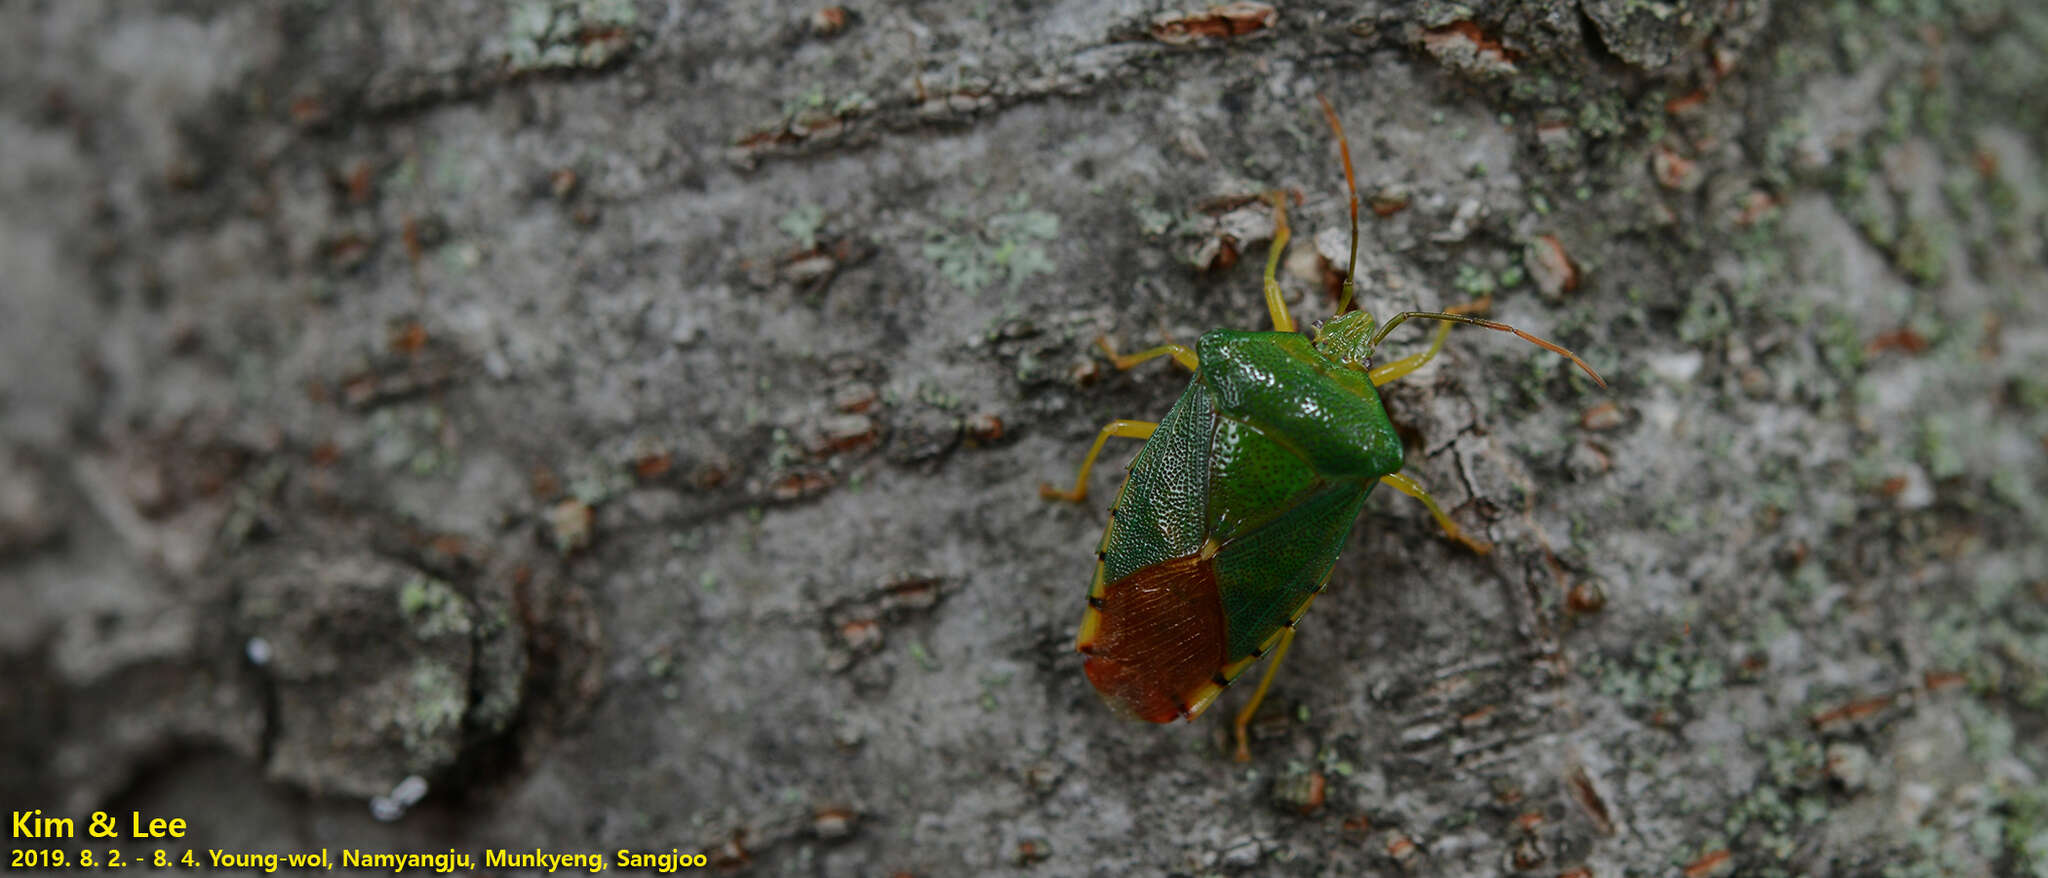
[1368,320,1452,386]
[1095,336,1197,372]
[1262,192,1295,333]
[1379,472,1492,554]
[1039,419,1158,503]
[1232,627,1296,762]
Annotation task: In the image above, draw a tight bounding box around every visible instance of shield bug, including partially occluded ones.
[1043,96,1605,760]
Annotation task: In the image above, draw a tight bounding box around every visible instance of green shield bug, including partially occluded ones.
[1043,96,1606,761]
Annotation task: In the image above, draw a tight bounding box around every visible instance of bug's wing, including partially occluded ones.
[1203,405,1375,662]
[1083,480,1368,723]
[1078,380,1227,724]
[1212,482,1371,660]
[1097,382,1213,584]
[1079,553,1228,724]
[1205,416,1319,540]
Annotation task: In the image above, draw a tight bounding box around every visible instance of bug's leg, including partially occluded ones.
[1368,320,1453,386]
[1095,336,1198,372]
[1262,191,1296,333]
[1379,472,1492,554]
[1232,627,1296,762]
[1039,419,1158,503]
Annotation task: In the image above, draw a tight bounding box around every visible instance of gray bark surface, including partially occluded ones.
[3,1,2045,875]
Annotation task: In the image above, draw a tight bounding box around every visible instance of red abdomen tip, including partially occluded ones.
[1076,553,1226,723]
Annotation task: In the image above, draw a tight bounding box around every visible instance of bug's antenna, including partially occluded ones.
[1370,310,1608,387]
[1316,95,1361,315]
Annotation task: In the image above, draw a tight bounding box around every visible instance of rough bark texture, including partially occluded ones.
[4,1,2046,875]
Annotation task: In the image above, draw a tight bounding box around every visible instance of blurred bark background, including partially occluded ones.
[3,0,2045,874]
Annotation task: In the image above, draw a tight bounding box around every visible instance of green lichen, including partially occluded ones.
[504,0,637,72]
[567,462,628,505]
[1453,263,1497,296]
[1817,308,1865,378]
[906,640,939,671]
[916,380,960,411]
[1588,634,1727,709]
[1894,218,1951,286]
[2005,783,2048,875]
[1576,96,1627,140]
[1760,115,1814,188]
[924,193,1061,296]
[367,406,455,477]
[778,203,825,249]
[1916,415,1965,479]
[398,575,473,639]
[781,84,827,117]
[1881,79,1918,144]
[1678,286,1733,345]
[398,661,467,766]
[2015,377,2048,414]
[978,671,1012,713]
[1133,203,1178,237]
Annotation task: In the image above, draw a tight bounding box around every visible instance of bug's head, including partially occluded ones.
[1307,96,1381,372]
[1311,310,1379,369]
[1306,95,1609,390]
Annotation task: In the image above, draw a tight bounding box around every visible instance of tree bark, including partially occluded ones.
[3,0,2045,874]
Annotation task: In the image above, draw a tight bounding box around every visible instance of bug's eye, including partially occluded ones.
[1309,318,1326,336]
